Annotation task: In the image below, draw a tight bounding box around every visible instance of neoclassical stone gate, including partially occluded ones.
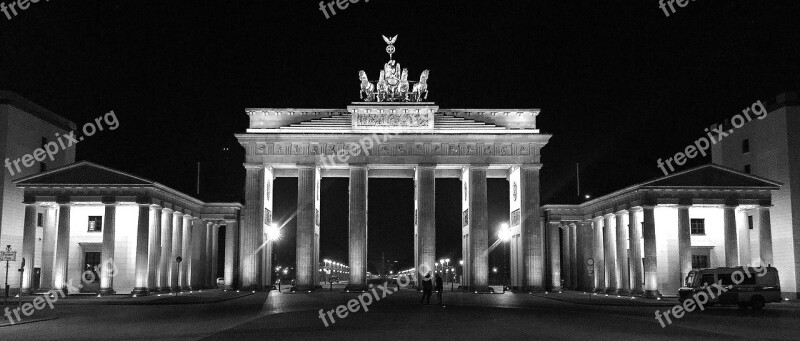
[236,37,550,291]
[236,103,550,291]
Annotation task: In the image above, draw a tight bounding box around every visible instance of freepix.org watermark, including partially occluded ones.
[658,0,696,18]
[318,263,431,327]
[319,131,398,169]
[0,0,49,21]
[656,100,767,176]
[318,0,370,19]
[4,110,119,177]
[654,264,769,328]
[4,258,118,325]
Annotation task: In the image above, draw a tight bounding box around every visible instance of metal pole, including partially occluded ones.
[18,258,25,308]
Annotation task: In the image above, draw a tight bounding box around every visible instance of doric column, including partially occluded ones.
[642,206,660,298]
[133,204,153,295]
[677,205,692,290]
[146,207,161,292]
[724,205,739,266]
[462,166,490,291]
[575,221,594,291]
[21,203,38,294]
[40,206,57,292]
[758,207,774,266]
[169,212,183,291]
[415,165,436,286]
[240,165,266,290]
[548,221,561,291]
[560,223,570,289]
[628,208,644,295]
[737,209,752,265]
[615,211,630,295]
[569,223,578,290]
[347,165,369,291]
[224,220,239,289]
[509,165,543,291]
[99,201,117,295]
[53,202,71,291]
[507,167,521,288]
[180,215,192,290]
[191,218,207,290]
[592,216,605,293]
[261,167,275,290]
[205,222,213,288]
[211,223,220,286]
[295,165,321,290]
[603,214,617,294]
[158,209,174,291]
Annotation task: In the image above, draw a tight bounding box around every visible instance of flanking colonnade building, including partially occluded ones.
[543,165,782,298]
[14,162,241,295]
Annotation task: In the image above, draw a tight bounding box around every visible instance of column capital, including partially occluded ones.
[519,164,543,171]
[348,163,369,169]
[629,206,643,213]
[614,210,628,217]
[244,163,265,170]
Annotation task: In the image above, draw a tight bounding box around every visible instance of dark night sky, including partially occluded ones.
[1,1,798,274]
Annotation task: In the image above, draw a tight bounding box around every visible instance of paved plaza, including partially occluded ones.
[1,290,799,340]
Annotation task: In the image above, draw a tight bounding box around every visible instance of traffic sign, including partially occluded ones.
[1,252,15,262]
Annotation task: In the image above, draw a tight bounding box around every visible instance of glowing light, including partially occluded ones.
[266,223,281,241]
[498,224,512,241]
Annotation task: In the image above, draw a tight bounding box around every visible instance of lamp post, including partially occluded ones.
[498,223,511,293]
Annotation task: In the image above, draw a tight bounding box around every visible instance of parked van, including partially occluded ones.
[679,266,781,310]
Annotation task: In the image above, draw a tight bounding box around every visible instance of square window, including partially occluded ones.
[744,164,751,174]
[748,215,754,230]
[741,139,750,154]
[88,216,103,232]
[691,255,709,269]
[37,213,43,227]
[690,219,705,235]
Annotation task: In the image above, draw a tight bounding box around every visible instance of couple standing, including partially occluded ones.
[419,273,444,305]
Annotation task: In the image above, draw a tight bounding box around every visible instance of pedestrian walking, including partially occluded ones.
[419,273,432,305]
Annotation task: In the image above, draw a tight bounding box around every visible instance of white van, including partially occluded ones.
[679,266,781,310]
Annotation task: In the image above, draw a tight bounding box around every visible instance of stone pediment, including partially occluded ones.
[15,161,152,186]
[641,164,781,189]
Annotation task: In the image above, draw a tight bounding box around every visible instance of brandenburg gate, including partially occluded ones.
[235,36,551,292]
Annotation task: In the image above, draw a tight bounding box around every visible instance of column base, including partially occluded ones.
[550,286,563,292]
[20,288,33,295]
[291,285,317,292]
[616,289,631,296]
[594,287,606,294]
[98,288,116,296]
[631,289,644,296]
[131,288,149,296]
[464,286,493,293]
[644,289,662,299]
[605,287,618,295]
[343,285,369,293]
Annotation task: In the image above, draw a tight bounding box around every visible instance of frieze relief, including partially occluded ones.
[253,142,534,157]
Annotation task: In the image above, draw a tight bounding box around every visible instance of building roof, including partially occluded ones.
[15,161,152,186]
[0,91,77,131]
[14,161,241,218]
[640,164,781,189]
[542,164,781,220]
